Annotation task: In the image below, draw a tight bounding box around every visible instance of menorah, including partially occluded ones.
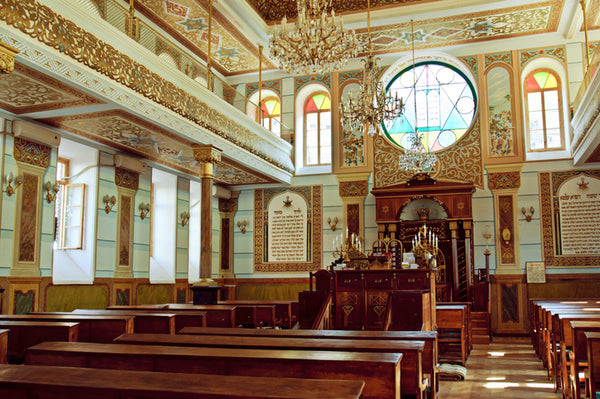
[411,224,440,268]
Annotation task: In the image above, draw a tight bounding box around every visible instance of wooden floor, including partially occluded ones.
[438,336,561,399]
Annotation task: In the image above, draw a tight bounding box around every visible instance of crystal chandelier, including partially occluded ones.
[339,0,404,137]
[269,0,359,75]
[398,20,437,174]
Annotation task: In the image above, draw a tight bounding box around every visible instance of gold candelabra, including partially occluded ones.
[411,224,439,268]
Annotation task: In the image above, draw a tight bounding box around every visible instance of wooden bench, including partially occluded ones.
[35,311,176,334]
[115,332,426,399]
[586,331,600,399]
[0,329,8,364]
[178,326,439,399]
[0,321,79,363]
[568,321,600,399]
[0,314,133,343]
[108,304,235,328]
[0,364,365,399]
[436,304,468,365]
[24,341,402,399]
[219,300,296,329]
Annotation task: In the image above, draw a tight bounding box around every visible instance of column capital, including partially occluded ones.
[192,144,222,165]
[0,40,19,74]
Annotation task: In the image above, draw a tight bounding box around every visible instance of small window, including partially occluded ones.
[524,69,564,151]
[59,183,85,250]
[259,96,281,136]
[304,92,331,166]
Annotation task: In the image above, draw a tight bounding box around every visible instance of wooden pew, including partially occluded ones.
[34,311,176,334]
[436,304,468,365]
[554,312,600,398]
[25,341,402,399]
[219,300,296,329]
[115,332,426,399]
[0,364,365,399]
[586,331,600,399]
[0,329,8,364]
[108,304,235,328]
[178,326,439,399]
[568,321,600,399]
[0,314,133,343]
[0,321,79,363]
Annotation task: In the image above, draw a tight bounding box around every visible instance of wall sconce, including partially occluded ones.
[4,172,23,197]
[237,220,247,234]
[138,202,150,220]
[44,181,60,203]
[521,206,534,222]
[327,216,339,231]
[103,195,116,214]
[180,210,190,227]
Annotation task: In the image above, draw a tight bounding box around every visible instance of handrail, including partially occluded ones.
[572,46,600,113]
[311,293,333,330]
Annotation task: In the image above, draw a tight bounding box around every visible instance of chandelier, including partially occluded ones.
[339,0,404,137]
[269,0,360,75]
[397,20,437,174]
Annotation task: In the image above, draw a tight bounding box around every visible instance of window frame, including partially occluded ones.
[303,91,332,167]
[523,68,565,153]
[59,183,86,250]
[258,96,282,135]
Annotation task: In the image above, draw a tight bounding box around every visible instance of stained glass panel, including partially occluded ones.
[384,62,476,151]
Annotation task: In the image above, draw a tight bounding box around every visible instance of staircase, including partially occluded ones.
[471,311,491,344]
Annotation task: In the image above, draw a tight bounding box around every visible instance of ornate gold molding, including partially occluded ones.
[0,0,292,174]
[0,40,19,73]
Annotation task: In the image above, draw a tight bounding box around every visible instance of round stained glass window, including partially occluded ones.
[383,62,477,151]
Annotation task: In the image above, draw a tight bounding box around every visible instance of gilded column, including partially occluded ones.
[218,191,239,279]
[336,173,370,242]
[486,164,523,275]
[464,220,473,302]
[449,221,459,300]
[192,145,221,281]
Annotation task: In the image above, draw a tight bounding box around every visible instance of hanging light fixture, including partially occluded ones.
[397,20,437,175]
[269,0,360,75]
[339,0,404,137]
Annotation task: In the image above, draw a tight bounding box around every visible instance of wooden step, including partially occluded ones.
[472,334,490,344]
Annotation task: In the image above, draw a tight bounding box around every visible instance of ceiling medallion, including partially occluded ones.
[339,0,403,137]
[269,0,359,75]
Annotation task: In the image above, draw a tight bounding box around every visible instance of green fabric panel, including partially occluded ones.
[45,285,109,312]
[15,291,35,314]
[136,284,172,305]
[236,283,309,301]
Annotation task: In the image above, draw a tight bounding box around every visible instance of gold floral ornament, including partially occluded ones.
[0,40,20,74]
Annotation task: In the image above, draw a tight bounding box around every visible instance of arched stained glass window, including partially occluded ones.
[524,69,563,151]
[384,62,477,151]
[304,92,331,166]
[259,96,281,136]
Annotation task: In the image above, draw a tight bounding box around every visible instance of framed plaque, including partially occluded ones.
[526,261,546,283]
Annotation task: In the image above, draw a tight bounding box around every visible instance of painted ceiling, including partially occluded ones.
[128,0,586,75]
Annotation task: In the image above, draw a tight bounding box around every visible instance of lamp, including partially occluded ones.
[327,216,338,231]
[397,20,437,175]
[180,210,190,227]
[521,206,534,222]
[237,220,247,234]
[339,0,403,137]
[4,172,23,197]
[138,202,150,220]
[44,181,60,204]
[482,225,492,255]
[269,0,359,75]
[103,195,116,214]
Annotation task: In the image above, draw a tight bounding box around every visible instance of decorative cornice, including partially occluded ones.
[487,171,521,190]
[0,39,19,73]
[338,181,369,198]
[13,137,50,168]
[115,167,139,191]
[0,0,293,174]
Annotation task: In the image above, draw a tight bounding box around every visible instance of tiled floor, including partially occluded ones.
[438,336,561,398]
